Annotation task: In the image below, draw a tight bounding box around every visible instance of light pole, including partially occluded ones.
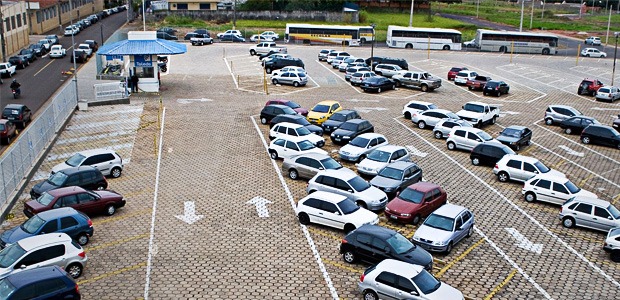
[409,0,414,27]
[370,23,376,69]
[476,0,480,18]
[519,0,525,32]
[612,32,618,86]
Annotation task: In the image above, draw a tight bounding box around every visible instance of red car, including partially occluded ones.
[384,182,447,225]
[24,186,126,217]
[264,99,308,116]
[577,78,604,96]
[447,67,468,81]
[0,119,16,144]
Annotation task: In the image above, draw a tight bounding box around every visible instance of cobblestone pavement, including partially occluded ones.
[3,42,620,299]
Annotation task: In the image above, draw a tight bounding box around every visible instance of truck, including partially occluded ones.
[0,63,16,78]
[190,34,214,46]
[466,75,492,91]
[456,101,501,128]
[249,42,287,56]
[391,71,442,92]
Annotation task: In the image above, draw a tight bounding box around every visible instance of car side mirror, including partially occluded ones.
[461,105,465,109]
[609,216,613,220]
[533,171,539,174]
[334,211,341,215]
[20,265,27,269]
[318,167,324,170]
[348,189,353,193]
[410,291,420,296]
[485,108,490,113]
[383,246,390,253]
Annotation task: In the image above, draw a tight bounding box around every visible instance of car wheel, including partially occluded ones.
[445,242,453,254]
[491,116,497,124]
[434,131,443,139]
[483,91,487,96]
[250,50,256,56]
[392,84,396,90]
[363,290,379,300]
[497,91,501,97]
[105,204,117,216]
[468,85,473,90]
[344,224,356,233]
[395,80,401,87]
[412,214,421,225]
[260,117,268,125]
[562,217,575,228]
[586,54,590,57]
[298,212,310,225]
[343,250,356,263]
[545,118,553,125]
[8,72,12,78]
[111,167,122,178]
[272,79,278,85]
[404,112,411,119]
[447,141,456,150]
[418,121,426,129]
[269,150,278,160]
[564,128,573,134]
[471,157,480,166]
[581,136,590,144]
[293,81,300,87]
[66,263,83,278]
[497,171,509,182]
[266,68,272,74]
[467,225,474,237]
[524,192,536,203]
[77,233,90,246]
[421,84,429,92]
[288,169,299,180]
[356,201,367,209]
[611,250,620,262]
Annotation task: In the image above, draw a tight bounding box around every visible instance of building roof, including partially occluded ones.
[98,39,187,56]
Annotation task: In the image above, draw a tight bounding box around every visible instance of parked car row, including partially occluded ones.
[545,104,620,149]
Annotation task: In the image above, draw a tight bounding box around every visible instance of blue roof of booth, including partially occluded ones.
[97,39,186,55]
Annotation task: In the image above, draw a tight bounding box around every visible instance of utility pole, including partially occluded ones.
[530,0,534,29]
[409,0,414,27]
[0,1,6,62]
[68,0,79,102]
[232,0,237,29]
[612,32,618,86]
[519,0,525,32]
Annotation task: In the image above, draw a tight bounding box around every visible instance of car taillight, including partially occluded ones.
[17,114,22,120]
[87,219,93,227]
[495,87,499,90]
[75,283,80,293]
[560,207,563,213]
[78,251,86,258]
[360,273,365,282]
[494,164,498,169]
[341,239,348,244]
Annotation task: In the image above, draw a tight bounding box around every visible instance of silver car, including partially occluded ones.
[350,71,377,86]
[356,145,411,176]
[271,72,308,87]
[493,154,565,183]
[559,197,620,232]
[595,86,620,102]
[369,161,423,198]
[412,203,475,253]
[52,148,124,178]
[446,127,497,151]
[281,153,350,180]
[345,66,371,81]
[544,105,582,125]
[374,63,404,78]
[433,118,472,139]
[339,133,389,162]
[307,169,388,210]
[338,57,365,72]
[318,49,335,61]
[411,109,460,129]
[604,227,620,262]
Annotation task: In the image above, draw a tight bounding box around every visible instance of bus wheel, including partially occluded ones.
[405,44,413,49]
[499,46,507,53]
[542,48,550,55]
[360,38,366,44]
[344,41,349,46]
[443,45,450,50]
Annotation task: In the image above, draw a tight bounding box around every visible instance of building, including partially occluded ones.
[27,0,105,35]
[167,0,218,10]
[0,1,29,61]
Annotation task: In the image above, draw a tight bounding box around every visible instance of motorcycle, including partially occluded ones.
[11,89,20,99]
[158,62,167,73]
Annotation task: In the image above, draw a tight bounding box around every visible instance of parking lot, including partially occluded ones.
[3,42,620,299]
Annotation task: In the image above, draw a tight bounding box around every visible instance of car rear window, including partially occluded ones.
[598,88,610,93]
[457,72,468,77]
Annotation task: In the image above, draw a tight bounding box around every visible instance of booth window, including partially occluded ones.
[135,67,154,79]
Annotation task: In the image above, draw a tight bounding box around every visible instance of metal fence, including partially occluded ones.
[93,82,129,102]
[0,80,77,210]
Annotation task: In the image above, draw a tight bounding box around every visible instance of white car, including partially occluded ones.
[446,127,497,151]
[493,154,565,183]
[402,100,438,120]
[268,137,327,160]
[38,39,51,51]
[0,63,16,77]
[339,133,389,163]
[454,70,478,85]
[338,57,365,72]
[345,66,371,81]
[433,119,472,139]
[269,122,324,147]
[581,47,607,58]
[463,38,477,48]
[604,227,620,262]
[77,44,93,57]
[249,34,271,42]
[350,71,377,86]
[356,145,411,176]
[295,191,379,232]
[271,72,308,87]
[595,86,620,102]
[411,108,460,129]
[585,36,601,46]
[270,66,306,78]
[260,31,279,40]
[326,51,350,63]
[49,45,66,58]
[374,64,405,78]
[51,148,124,178]
[64,26,78,36]
[306,169,388,210]
[522,173,597,205]
[217,29,241,39]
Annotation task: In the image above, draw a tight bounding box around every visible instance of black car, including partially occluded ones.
[8,56,28,69]
[269,114,323,135]
[156,32,178,40]
[483,80,510,96]
[470,142,515,167]
[339,224,433,271]
[322,110,361,134]
[581,124,620,149]
[361,76,396,93]
[259,104,297,125]
[29,43,46,56]
[193,29,210,36]
[157,27,178,35]
[184,32,199,40]
[0,266,81,300]
[220,33,245,43]
[258,50,281,60]
[496,125,532,151]
[264,57,304,74]
[2,104,32,128]
[30,166,108,199]
[70,50,88,63]
[18,49,36,62]
[560,116,599,135]
[46,34,60,45]
[330,119,374,145]
[365,56,409,71]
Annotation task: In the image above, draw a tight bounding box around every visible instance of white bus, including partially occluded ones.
[386,25,462,50]
[285,24,375,46]
[474,29,558,55]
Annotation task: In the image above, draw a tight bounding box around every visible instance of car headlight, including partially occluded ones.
[330,133,335,137]
[343,136,350,139]
[385,207,391,212]
[510,142,516,145]
[384,187,395,192]
[401,213,411,217]
[433,241,447,246]
[412,236,420,241]
[320,116,326,119]
[471,118,478,122]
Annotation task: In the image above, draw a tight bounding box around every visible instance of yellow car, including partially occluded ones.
[307,101,343,125]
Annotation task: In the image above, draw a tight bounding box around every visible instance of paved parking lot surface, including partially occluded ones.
[4,43,620,299]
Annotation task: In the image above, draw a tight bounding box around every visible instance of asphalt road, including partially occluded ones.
[0,12,129,114]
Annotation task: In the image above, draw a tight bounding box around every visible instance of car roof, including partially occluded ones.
[357,133,384,139]
[374,145,405,153]
[450,127,484,133]
[431,203,467,218]
[57,165,98,175]
[529,172,568,182]
[316,100,339,105]
[406,181,440,193]
[36,207,82,220]
[47,186,88,197]
[374,259,423,278]
[342,119,366,125]
[384,161,417,171]
[303,191,348,204]
[290,153,331,161]
[424,108,453,114]
[567,196,610,208]
[586,124,616,131]
[17,233,72,251]
[334,110,356,115]
[275,122,303,129]
[265,104,289,110]
[4,104,25,110]
[4,266,69,287]
[354,224,396,239]
[406,100,434,106]
[319,168,358,180]
[75,148,117,157]
[0,119,9,124]
[500,154,540,164]
[549,104,577,110]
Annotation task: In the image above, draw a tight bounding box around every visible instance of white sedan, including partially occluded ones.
[260,31,279,40]
[250,34,271,42]
[296,191,378,232]
[268,137,327,160]
[581,47,607,58]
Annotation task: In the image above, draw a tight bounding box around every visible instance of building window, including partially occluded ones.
[22,13,26,26]
[36,11,41,23]
[199,3,211,9]
[16,14,21,27]
[11,16,16,29]
[176,3,188,10]
[4,18,10,31]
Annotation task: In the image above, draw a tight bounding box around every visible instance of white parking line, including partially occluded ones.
[223,57,238,89]
[395,117,620,292]
[251,116,339,299]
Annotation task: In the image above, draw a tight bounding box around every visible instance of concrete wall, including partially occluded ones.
[149,10,359,23]
[29,0,105,35]
[168,0,218,11]
[1,1,29,61]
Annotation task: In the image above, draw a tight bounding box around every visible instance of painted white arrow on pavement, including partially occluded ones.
[354,107,388,113]
[247,196,272,218]
[406,145,428,158]
[505,228,543,254]
[175,201,204,224]
[558,145,585,157]
[346,99,380,103]
[177,98,213,104]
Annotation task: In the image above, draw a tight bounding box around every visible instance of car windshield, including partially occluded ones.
[535,161,551,173]
[296,118,311,126]
[320,157,342,170]
[478,131,493,141]
[599,88,610,93]
[386,233,414,254]
[463,103,484,113]
[398,188,424,204]
[0,278,15,299]
[423,214,454,231]
[65,153,86,167]
[312,105,330,113]
[36,193,56,206]
[339,122,358,131]
[337,199,359,214]
[296,127,311,136]
[607,205,620,219]
[21,215,46,234]
[329,113,348,122]
[348,176,370,192]
[446,113,459,119]
[298,140,315,151]
[412,269,441,295]
[564,180,580,194]
[501,128,521,138]
[367,150,391,162]
[349,137,369,148]
[282,107,296,115]
[46,172,68,186]
[0,243,26,268]
[378,167,403,181]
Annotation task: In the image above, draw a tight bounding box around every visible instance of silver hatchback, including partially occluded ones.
[52,148,124,178]
[412,203,475,253]
[281,153,350,180]
[544,105,583,125]
[433,118,472,139]
[559,197,620,232]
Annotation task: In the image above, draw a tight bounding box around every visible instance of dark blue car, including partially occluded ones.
[0,266,81,300]
[0,207,93,248]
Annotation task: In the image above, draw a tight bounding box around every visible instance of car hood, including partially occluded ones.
[323,120,343,128]
[496,135,519,143]
[456,110,482,119]
[357,186,387,202]
[0,226,32,245]
[51,162,71,174]
[396,244,433,267]
[302,134,324,144]
[414,224,454,244]
[386,197,419,214]
[32,180,57,196]
[426,283,464,300]
[357,159,388,172]
[369,176,401,190]
[339,144,365,156]
[349,209,379,226]
[307,111,328,120]
[96,190,123,200]
[305,124,323,134]
[332,129,355,137]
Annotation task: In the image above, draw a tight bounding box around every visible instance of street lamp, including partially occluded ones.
[612,32,618,86]
[519,0,525,32]
[370,24,376,69]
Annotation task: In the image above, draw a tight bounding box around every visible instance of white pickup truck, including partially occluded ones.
[0,63,16,78]
[456,101,501,128]
[249,42,287,56]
